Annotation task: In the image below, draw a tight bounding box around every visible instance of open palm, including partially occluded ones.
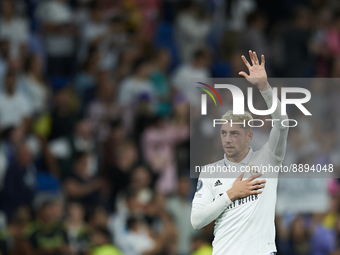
[239,51,268,90]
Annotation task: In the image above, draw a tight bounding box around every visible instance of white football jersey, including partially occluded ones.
[192,143,281,255]
[191,86,288,255]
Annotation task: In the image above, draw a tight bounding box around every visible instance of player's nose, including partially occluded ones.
[224,133,232,142]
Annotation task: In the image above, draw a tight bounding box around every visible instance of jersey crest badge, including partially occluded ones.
[249,165,260,175]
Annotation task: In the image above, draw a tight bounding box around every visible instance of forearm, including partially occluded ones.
[191,193,231,229]
[65,181,99,197]
[261,85,289,159]
[260,85,288,124]
[258,81,270,92]
[75,182,99,196]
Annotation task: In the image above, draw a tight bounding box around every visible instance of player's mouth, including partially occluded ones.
[224,146,234,150]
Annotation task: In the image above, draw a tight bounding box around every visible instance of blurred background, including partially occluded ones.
[0,0,340,254]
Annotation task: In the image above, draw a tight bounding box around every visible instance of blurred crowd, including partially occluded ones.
[0,0,340,255]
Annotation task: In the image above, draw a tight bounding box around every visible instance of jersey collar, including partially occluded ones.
[223,146,254,166]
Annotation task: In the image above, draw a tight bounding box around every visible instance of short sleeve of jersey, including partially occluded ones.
[192,176,214,206]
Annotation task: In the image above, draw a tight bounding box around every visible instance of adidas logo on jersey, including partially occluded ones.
[214,180,222,187]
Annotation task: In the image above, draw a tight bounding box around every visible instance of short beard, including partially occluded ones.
[225,150,239,159]
[225,145,247,160]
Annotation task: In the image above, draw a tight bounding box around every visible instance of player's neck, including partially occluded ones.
[227,147,250,163]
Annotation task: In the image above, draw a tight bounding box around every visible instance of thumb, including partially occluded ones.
[236,172,245,181]
[238,71,249,78]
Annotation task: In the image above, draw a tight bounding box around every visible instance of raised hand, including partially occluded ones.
[239,50,269,91]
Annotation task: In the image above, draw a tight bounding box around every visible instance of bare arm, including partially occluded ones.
[64,178,101,198]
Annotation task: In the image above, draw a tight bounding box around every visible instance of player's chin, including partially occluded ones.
[225,151,236,158]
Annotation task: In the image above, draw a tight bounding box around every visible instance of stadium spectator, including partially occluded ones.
[79,1,107,64]
[6,206,33,255]
[19,55,49,117]
[26,199,70,255]
[0,0,29,61]
[2,142,36,221]
[0,68,32,131]
[151,49,172,116]
[167,176,196,255]
[118,57,155,109]
[172,49,211,105]
[0,40,10,80]
[88,206,109,231]
[129,166,154,205]
[87,76,121,143]
[48,87,78,141]
[281,6,313,77]
[35,0,77,77]
[105,141,138,212]
[90,227,122,255]
[74,47,100,106]
[66,202,88,255]
[99,15,128,71]
[141,116,189,194]
[123,216,157,255]
[241,10,268,61]
[53,118,97,180]
[175,2,211,63]
[190,234,213,255]
[64,152,105,212]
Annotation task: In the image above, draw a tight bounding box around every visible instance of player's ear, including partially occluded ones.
[247,131,253,142]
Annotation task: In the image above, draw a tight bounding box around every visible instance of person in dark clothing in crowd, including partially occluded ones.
[48,87,78,141]
[64,152,105,213]
[26,199,70,255]
[282,6,313,77]
[1,142,36,221]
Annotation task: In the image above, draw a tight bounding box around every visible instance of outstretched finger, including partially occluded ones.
[241,55,251,69]
[237,172,245,181]
[253,51,259,65]
[238,71,249,79]
[249,50,255,65]
[261,55,265,66]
